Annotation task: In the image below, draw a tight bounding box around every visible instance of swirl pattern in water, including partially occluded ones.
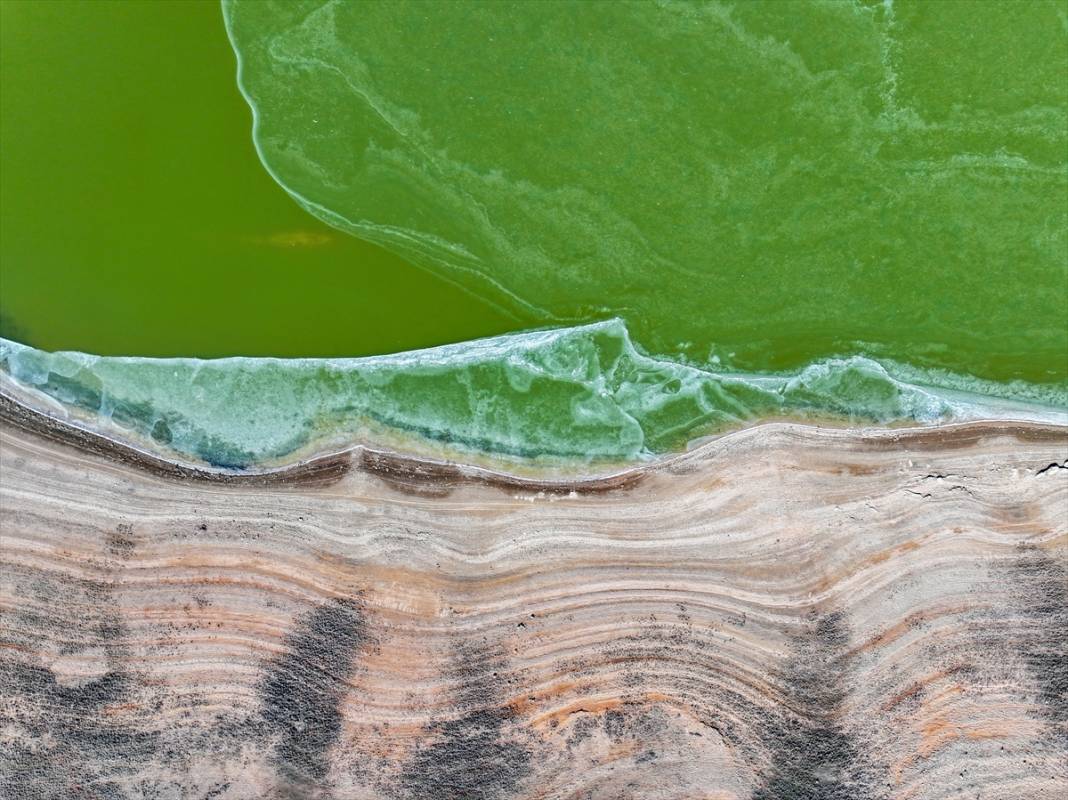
[224,0,1066,382]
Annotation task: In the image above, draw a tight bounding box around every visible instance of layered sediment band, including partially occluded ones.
[1,411,1065,797]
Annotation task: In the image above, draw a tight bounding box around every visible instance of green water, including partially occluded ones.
[0,0,518,357]
[223,0,1068,383]
[1,0,1066,468]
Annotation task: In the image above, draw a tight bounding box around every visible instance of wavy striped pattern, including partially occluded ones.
[1,418,1065,799]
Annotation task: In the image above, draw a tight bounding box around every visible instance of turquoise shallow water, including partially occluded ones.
[2,322,1064,468]
[1,0,1066,468]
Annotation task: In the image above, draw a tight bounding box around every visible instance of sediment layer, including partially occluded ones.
[1,413,1065,798]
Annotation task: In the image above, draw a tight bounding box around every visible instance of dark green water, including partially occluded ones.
[0,0,519,357]
[1,0,1065,467]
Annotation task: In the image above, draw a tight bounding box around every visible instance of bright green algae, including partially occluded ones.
[0,0,518,358]
[223,0,1068,384]
[2,324,1063,468]
[1,0,1066,468]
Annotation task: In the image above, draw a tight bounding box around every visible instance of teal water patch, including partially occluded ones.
[223,0,1067,386]
[2,324,1063,469]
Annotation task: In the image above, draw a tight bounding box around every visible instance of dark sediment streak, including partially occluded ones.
[3,388,1065,494]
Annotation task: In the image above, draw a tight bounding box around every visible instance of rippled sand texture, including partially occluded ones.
[225,0,1067,385]
[2,411,1065,799]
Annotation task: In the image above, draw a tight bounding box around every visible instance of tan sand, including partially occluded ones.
[1,399,1065,799]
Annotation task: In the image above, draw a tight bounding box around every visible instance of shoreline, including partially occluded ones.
[3,386,1066,491]
[5,325,1066,473]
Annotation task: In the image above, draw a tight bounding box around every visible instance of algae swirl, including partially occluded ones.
[223,0,1067,383]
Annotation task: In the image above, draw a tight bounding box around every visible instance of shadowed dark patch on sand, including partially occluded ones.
[0,582,159,800]
[1006,546,1068,733]
[752,611,877,800]
[395,642,532,800]
[259,597,366,794]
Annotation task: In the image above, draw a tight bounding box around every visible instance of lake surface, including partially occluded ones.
[223,0,1068,385]
[1,0,1065,466]
[0,0,519,358]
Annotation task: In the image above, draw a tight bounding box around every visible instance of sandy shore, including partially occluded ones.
[1,400,1065,799]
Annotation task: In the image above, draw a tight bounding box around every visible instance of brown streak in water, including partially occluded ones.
[0,392,352,489]
[0,389,645,496]
[360,448,645,497]
[3,389,1064,498]
[861,423,1068,451]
